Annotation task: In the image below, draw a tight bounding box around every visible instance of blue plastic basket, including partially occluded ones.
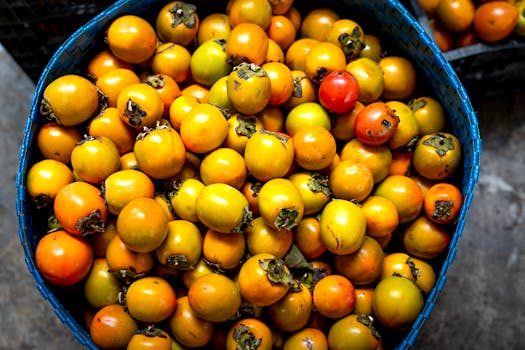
[16,0,481,348]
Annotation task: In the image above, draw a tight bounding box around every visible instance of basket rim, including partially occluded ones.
[16,1,482,349]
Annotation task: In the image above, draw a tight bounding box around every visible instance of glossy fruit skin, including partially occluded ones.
[179,102,229,154]
[266,37,286,63]
[228,0,273,29]
[197,13,232,45]
[283,70,318,111]
[133,125,187,180]
[354,286,375,315]
[169,178,205,222]
[155,219,203,271]
[35,229,94,286]
[340,137,392,184]
[103,169,155,215]
[156,1,200,46]
[88,107,137,155]
[403,214,452,259]
[87,49,134,80]
[117,83,164,130]
[105,234,154,276]
[345,57,384,103]
[288,171,331,216]
[126,276,177,323]
[96,68,141,108]
[360,195,400,238]
[83,258,121,309]
[200,147,247,189]
[407,256,437,296]
[257,178,305,231]
[379,56,417,100]
[151,42,192,83]
[187,272,242,322]
[360,34,382,61]
[267,15,297,51]
[424,182,463,224]
[226,22,270,66]
[237,253,293,307]
[206,73,233,110]
[106,14,157,64]
[243,178,265,215]
[435,0,476,33]
[182,82,210,103]
[26,159,74,205]
[285,38,321,72]
[71,135,121,185]
[293,216,327,259]
[169,295,215,348]
[329,160,374,203]
[116,197,169,253]
[285,102,331,137]
[195,183,252,234]
[223,114,264,155]
[412,132,462,180]
[37,122,82,163]
[300,7,340,41]
[386,100,420,150]
[331,101,363,141]
[374,175,424,224]
[191,38,232,87]
[41,74,99,126]
[312,274,356,319]
[262,61,295,106]
[89,304,138,349]
[53,181,108,236]
[226,318,273,350]
[202,228,246,270]
[318,70,359,114]
[304,42,347,83]
[333,235,384,286]
[144,73,181,116]
[325,18,366,60]
[256,105,284,132]
[473,1,519,42]
[283,327,328,350]
[268,282,313,332]
[227,62,272,115]
[127,328,173,350]
[380,252,419,283]
[90,216,118,258]
[244,130,295,181]
[409,96,446,135]
[292,125,337,171]
[353,101,399,146]
[245,216,293,258]
[319,199,366,255]
[327,314,380,350]
[372,275,424,330]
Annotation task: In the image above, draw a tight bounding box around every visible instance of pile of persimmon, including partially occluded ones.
[418,0,523,52]
[26,0,465,349]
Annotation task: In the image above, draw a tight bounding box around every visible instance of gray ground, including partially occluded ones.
[1,42,524,349]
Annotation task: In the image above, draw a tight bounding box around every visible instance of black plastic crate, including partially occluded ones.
[0,1,114,82]
[404,0,525,101]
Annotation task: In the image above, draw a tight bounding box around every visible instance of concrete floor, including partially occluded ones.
[1,40,524,349]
